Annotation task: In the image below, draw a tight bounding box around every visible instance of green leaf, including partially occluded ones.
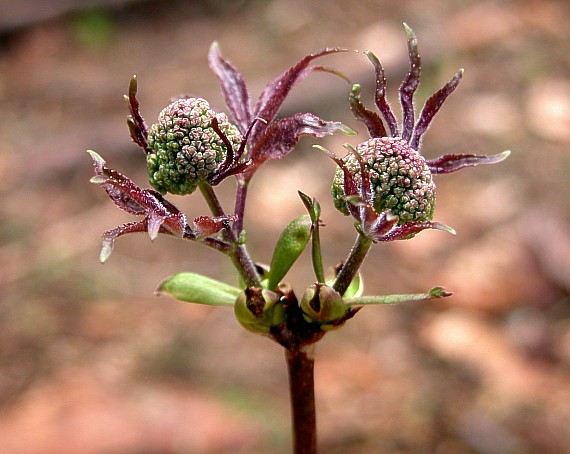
[298,191,325,283]
[344,286,452,306]
[156,272,241,306]
[342,273,363,298]
[298,191,321,221]
[267,215,311,290]
[326,272,363,298]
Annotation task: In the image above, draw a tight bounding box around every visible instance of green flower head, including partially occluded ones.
[324,24,509,243]
[332,137,436,225]
[146,98,242,195]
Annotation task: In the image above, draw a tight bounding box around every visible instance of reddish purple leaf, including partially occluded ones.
[208,42,252,134]
[347,144,373,203]
[251,48,349,144]
[100,218,187,263]
[427,151,511,174]
[125,76,149,151]
[364,50,398,137]
[148,190,184,216]
[411,69,463,150]
[399,24,421,142]
[193,215,237,238]
[89,150,148,215]
[349,84,387,138]
[210,116,237,175]
[336,161,361,220]
[310,65,351,83]
[317,145,363,220]
[101,220,148,263]
[88,150,187,261]
[378,221,455,242]
[251,113,350,166]
[364,208,399,240]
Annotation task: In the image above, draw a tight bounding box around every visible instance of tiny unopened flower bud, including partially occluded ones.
[147,98,242,195]
[332,137,436,224]
[234,287,286,334]
[300,284,349,330]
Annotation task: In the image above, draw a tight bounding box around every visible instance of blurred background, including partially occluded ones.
[1,0,569,452]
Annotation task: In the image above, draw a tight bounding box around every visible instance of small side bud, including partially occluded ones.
[300,284,350,330]
[234,287,286,334]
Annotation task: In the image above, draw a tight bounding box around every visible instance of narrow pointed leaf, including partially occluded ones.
[315,144,361,220]
[252,48,350,143]
[365,50,399,136]
[88,150,187,262]
[349,84,387,138]
[210,116,236,175]
[298,191,315,219]
[311,65,351,83]
[345,286,451,305]
[156,272,241,306]
[100,220,149,263]
[400,23,421,141]
[208,42,252,134]
[378,221,455,242]
[411,68,464,150]
[87,150,147,215]
[125,75,149,151]
[346,143,373,206]
[88,150,187,235]
[267,215,311,290]
[427,150,511,174]
[298,190,322,224]
[298,191,325,283]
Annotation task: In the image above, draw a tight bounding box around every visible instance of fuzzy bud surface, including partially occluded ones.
[147,98,242,195]
[332,137,436,224]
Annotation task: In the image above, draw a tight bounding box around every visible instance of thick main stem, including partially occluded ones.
[333,233,373,296]
[286,345,317,454]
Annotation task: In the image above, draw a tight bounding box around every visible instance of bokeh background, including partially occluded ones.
[1,0,569,452]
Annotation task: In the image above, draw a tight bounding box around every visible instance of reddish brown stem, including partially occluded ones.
[333,233,373,296]
[198,182,261,287]
[286,345,317,454]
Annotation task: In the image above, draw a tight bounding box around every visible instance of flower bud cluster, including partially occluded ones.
[147,98,242,195]
[332,137,436,224]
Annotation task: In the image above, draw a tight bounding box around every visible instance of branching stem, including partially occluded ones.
[333,233,373,295]
[198,182,261,287]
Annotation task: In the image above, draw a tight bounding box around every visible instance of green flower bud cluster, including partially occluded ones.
[332,137,436,224]
[147,98,242,195]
